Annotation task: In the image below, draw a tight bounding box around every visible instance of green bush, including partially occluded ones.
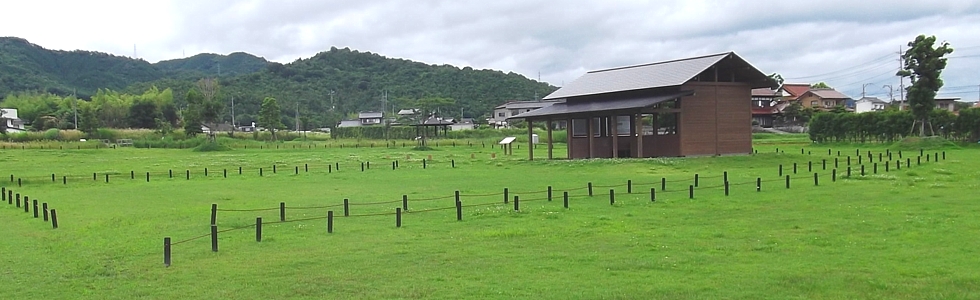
[43,129,61,141]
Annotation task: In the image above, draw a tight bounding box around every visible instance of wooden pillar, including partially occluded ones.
[547,119,554,160]
[587,117,595,158]
[567,117,573,159]
[635,114,644,158]
[611,116,619,158]
[527,120,534,161]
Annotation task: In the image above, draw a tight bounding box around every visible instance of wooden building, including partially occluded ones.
[509,52,773,160]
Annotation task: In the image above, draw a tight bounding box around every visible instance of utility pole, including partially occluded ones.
[230,96,236,128]
[882,85,894,102]
[862,83,874,98]
[72,89,78,130]
[295,101,300,132]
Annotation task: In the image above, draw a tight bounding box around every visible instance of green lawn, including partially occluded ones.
[1,138,978,299]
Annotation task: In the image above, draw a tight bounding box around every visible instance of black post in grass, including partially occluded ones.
[255,217,262,242]
[563,192,569,208]
[205,168,208,177]
[1,187,5,202]
[52,174,56,182]
[885,162,889,172]
[16,193,20,207]
[328,165,332,173]
[367,162,371,169]
[822,159,826,170]
[651,188,656,202]
[23,196,29,212]
[723,172,728,185]
[943,151,946,160]
[327,211,334,233]
[724,181,730,196]
[335,162,339,171]
[756,178,761,192]
[361,162,365,172]
[694,174,700,187]
[211,204,218,225]
[164,237,171,267]
[455,190,460,204]
[814,173,819,186]
[239,167,242,175]
[689,185,694,199]
[627,180,633,194]
[392,161,396,170]
[847,167,852,177]
[927,154,931,162]
[273,165,277,174]
[63,176,66,185]
[859,155,863,164]
[50,209,58,229]
[279,202,286,221]
[808,161,812,172]
[42,203,48,221]
[879,153,883,162]
[423,159,427,169]
[793,163,798,174]
[93,173,97,181]
[779,164,783,176]
[456,200,463,221]
[402,195,408,211]
[305,164,309,172]
[8,190,12,205]
[260,168,264,176]
[832,169,837,182]
[186,170,190,180]
[32,199,38,218]
[295,166,299,175]
[396,208,402,228]
[169,170,173,178]
[105,174,109,183]
[785,175,790,189]
[920,148,924,156]
[907,158,912,168]
[609,189,615,205]
[661,178,667,191]
[874,163,878,174]
[223,169,227,178]
[504,188,509,203]
[17,178,21,187]
[588,182,593,196]
[343,199,350,217]
[210,224,218,252]
[147,172,150,182]
[452,160,456,168]
[861,165,865,176]
[513,195,520,211]
[847,156,851,165]
[835,158,839,169]
[548,186,553,201]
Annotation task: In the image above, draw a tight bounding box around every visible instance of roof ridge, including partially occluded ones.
[588,52,732,74]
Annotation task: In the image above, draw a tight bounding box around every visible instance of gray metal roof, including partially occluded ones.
[510,90,694,120]
[806,89,850,100]
[358,112,383,119]
[544,53,733,100]
[495,100,561,110]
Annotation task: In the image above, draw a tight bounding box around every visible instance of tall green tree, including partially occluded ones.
[810,82,832,89]
[259,97,284,140]
[195,78,224,142]
[897,35,954,136]
[127,99,160,128]
[183,89,204,136]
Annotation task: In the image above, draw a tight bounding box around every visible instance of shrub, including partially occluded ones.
[43,129,61,140]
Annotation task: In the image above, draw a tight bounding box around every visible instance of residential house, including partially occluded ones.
[336,120,362,128]
[0,108,27,133]
[854,97,888,113]
[488,100,562,127]
[450,118,476,131]
[780,83,811,102]
[935,97,960,112]
[510,52,774,160]
[358,112,384,125]
[751,88,781,127]
[798,88,852,111]
[202,123,236,134]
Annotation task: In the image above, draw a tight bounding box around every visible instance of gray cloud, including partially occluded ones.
[5,0,980,100]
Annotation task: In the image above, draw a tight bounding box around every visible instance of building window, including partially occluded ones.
[571,119,587,137]
[824,100,834,107]
[615,116,631,136]
[657,113,679,135]
[497,112,505,117]
[811,101,818,107]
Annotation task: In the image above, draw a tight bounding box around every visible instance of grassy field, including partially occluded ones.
[2,135,979,299]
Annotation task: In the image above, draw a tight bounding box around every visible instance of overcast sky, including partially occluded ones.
[3,0,979,100]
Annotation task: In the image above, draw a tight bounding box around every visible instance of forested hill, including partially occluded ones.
[2,37,558,128]
[131,47,559,127]
[0,37,160,97]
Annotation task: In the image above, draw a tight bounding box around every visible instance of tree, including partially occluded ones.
[768,73,785,87]
[127,99,160,128]
[77,103,99,135]
[183,89,204,136]
[195,78,224,142]
[897,35,954,136]
[810,82,832,89]
[397,96,455,147]
[0,108,6,134]
[259,97,284,140]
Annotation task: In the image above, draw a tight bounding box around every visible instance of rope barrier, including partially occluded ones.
[170,233,211,246]
[284,204,345,210]
[216,207,280,212]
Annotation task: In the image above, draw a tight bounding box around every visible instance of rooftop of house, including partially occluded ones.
[495,100,562,110]
[806,88,850,100]
[856,97,888,104]
[358,112,383,119]
[781,83,811,98]
[543,51,771,100]
[752,88,780,97]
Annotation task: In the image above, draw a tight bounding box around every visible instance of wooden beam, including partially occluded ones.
[588,117,595,158]
[611,116,618,158]
[547,119,554,160]
[635,114,644,158]
[528,120,534,161]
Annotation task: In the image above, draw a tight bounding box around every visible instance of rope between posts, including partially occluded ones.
[285,204,345,210]
[512,189,548,195]
[458,192,504,197]
[346,199,403,206]
[405,206,457,213]
[409,195,456,202]
[216,207,280,212]
[217,224,257,233]
[348,211,398,217]
[271,215,328,224]
[170,233,211,246]
[459,201,504,208]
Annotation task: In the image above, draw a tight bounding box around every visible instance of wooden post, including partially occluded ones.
[327,211,334,233]
[547,120,554,160]
[587,117,595,158]
[611,115,619,158]
[256,217,263,242]
[724,181,729,196]
[32,199,38,218]
[588,182,593,196]
[547,186,553,201]
[402,195,408,211]
[396,208,402,228]
[456,200,463,221]
[689,185,694,199]
[50,209,58,229]
[211,204,218,225]
[609,189,615,205]
[563,192,569,208]
[343,199,350,216]
[814,173,819,186]
[279,202,286,221]
[627,180,632,194]
[635,114,643,158]
[661,178,666,191]
[210,224,218,252]
[528,120,534,161]
[756,178,761,192]
[163,237,172,267]
[785,175,790,189]
[513,195,520,211]
[651,188,656,202]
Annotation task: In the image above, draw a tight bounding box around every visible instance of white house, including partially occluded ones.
[0,108,27,133]
[855,97,888,113]
[358,112,383,125]
[450,118,476,131]
[488,100,562,127]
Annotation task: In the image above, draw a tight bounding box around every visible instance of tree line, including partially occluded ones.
[808,108,980,143]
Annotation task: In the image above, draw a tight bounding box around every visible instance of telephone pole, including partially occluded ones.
[230,96,236,128]
[882,85,894,102]
[898,45,906,110]
[72,89,78,130]
[862,83,874,98]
